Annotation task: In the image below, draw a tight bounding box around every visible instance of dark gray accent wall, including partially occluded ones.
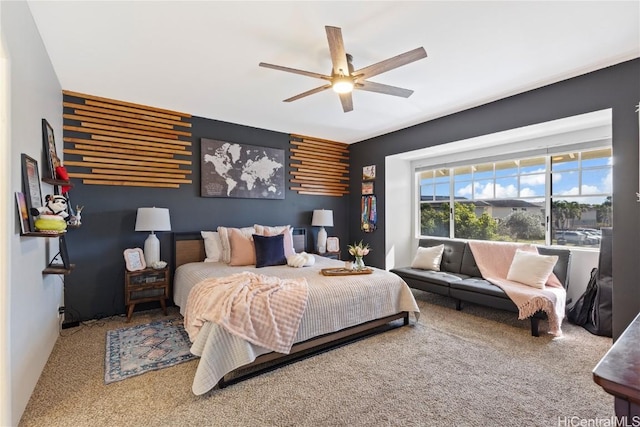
[63,59,638,338]
[348,59,640,340]
[63,113,349,321]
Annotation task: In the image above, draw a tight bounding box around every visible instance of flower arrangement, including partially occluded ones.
[348,241,371,257]
[348,241,370,270]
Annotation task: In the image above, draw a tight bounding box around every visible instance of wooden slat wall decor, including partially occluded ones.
[62,90,192,189]
[289,134,349,197]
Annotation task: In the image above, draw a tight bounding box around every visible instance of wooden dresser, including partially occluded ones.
[593,312,640,419]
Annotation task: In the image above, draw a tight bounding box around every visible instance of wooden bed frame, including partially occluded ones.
[172,232,410,388]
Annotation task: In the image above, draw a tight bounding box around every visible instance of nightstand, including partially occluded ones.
[124,267,169,322]
[317,251,341,260]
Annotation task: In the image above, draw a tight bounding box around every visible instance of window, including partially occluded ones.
[550,148,612,246]
[419,168,450,237]
[418,147,612,246]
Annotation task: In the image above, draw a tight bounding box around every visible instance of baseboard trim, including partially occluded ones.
[61,321,80,329]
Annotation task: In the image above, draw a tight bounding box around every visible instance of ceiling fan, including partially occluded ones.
[259,26,427,113]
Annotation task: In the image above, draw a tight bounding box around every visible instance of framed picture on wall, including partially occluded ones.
[21,153,43,232]
[15,192,30,234]
[58,234,71,269]
[362,165,376,180]
[362,181,374,195]
[200,138,285,199]
[42,119,60,180]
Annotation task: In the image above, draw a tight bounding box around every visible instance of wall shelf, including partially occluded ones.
[20,231,66,237]
[21,232,73,274]
[43,264,75,275]
[32,177,75,274]
[42,177,73,188]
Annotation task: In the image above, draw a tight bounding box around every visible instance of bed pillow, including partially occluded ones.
[410,245,445,271]
[201,231,222,262]
[227,228,256,266]
[287,252,315,268]
[254,224,289,235]
[506,249,559,289]
[254,224,295,257]
[217,226,255,263]
[253,234,287,268]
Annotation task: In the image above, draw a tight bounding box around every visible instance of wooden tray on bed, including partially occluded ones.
[321,267,373,276]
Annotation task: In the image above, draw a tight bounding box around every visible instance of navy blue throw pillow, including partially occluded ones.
[253,234,287,268]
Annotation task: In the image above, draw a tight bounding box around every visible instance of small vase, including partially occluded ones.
[353,256,365,271]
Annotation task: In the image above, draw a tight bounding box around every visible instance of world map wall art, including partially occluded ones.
[200,138,285,199]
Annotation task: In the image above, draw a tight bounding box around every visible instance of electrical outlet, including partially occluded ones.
[58,306,65,318]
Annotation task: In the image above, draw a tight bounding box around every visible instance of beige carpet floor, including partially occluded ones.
[19,291,614,427]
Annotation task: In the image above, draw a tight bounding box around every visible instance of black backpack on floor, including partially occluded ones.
[567,267,598,326]
[566,228,613,337]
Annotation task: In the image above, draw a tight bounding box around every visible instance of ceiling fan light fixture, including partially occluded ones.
[332,76,354,94]
[259,25,427,111]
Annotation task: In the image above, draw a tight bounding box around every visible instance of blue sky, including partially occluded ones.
[421,160,612,205]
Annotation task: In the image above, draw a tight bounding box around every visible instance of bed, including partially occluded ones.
[172,232,420,395]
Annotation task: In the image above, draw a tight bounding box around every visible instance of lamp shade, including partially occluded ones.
[311,209,333,227]
[312,209,333,254]
[135,207,171,232]
[135,207,171,266]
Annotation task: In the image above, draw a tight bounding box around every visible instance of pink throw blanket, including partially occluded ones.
[467,241,566,336]
[184,272,309,354]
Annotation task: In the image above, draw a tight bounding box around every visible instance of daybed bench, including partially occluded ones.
[390,237,571,336]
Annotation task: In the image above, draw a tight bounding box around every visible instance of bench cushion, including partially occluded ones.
[390,267,469,287]
[460,245,482,277]
[450,277,510,299]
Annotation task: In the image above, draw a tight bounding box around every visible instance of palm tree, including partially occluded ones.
[552,200,570,230]
[567,201,586,228]
[552,200,587,230]
[596,196,613,227]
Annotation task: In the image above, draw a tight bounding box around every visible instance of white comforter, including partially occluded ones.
[174,255,420,394]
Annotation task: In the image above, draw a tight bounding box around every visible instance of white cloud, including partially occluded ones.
[601,170,612,193]
[520,187,539,197]
[456,176,609,203]
[555,185,609,204]
[521,173,546,186]
[457,183,473,197]
[468,182,518,199]
[494,183,518,198]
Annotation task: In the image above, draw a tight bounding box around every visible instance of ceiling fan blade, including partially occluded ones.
[325,26,349,76]
[283,84,332,102]
[259,62,331,81]
[339,92,353,113]
[354,47,427,80]
[357,80,414,98]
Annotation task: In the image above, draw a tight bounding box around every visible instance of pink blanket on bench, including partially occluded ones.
[184,272,309,354]
[467,241,566,336]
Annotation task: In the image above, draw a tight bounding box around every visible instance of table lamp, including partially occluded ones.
[312,209,333,254]
[135,207,171,265]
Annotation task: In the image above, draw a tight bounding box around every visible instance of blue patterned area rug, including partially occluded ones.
[105,317,196,384]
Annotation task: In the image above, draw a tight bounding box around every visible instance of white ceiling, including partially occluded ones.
[27,1,639,144]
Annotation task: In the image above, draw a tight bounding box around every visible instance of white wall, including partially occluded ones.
[1,2,63,425]
[385,156,413,270]
[0,5,10,424]
[565,249,600,304]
